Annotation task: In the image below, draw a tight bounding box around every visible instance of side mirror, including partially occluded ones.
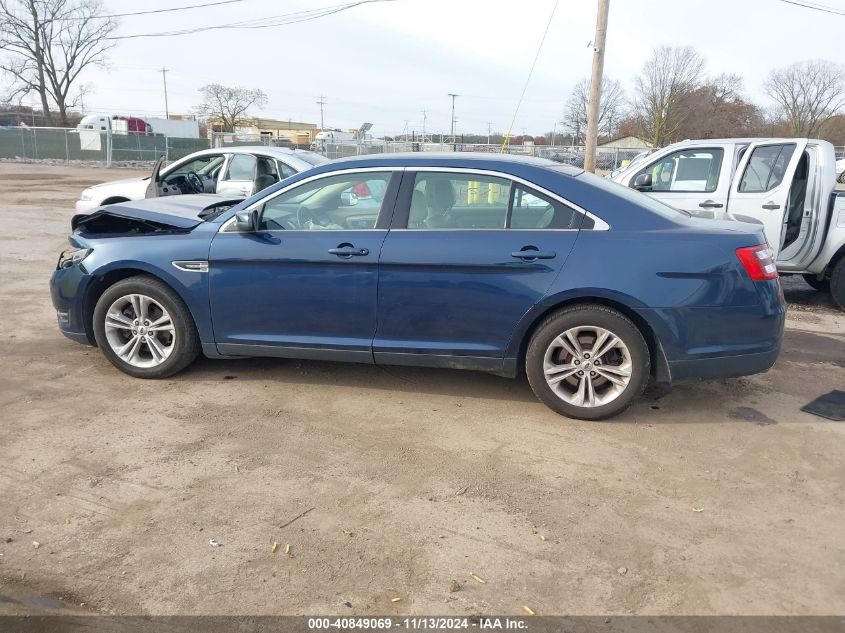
[633,173,652,190]
[340,191,359,207]
[235,209,258,231]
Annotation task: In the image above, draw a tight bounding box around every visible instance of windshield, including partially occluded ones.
[573,170,691,219]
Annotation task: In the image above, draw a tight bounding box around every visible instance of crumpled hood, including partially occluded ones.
[72,194,241,232]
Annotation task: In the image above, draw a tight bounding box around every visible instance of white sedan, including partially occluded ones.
[76,146,328,213]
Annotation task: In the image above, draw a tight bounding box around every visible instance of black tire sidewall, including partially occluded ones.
[93,276,199,378]
[802,274,830,292]
[526,306,650,420]
[831,259,845,311]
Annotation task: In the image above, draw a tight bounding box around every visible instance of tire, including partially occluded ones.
[525,304,650,420]
[831,258,845,311]
[93,275,200,378]
[802,273,830,292]
[838,170,845,185]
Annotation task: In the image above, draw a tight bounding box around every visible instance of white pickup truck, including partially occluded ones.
[611,138,845,310]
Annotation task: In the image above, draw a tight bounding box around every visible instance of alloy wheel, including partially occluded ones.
[543,325,632,408]
[103,294,176,368]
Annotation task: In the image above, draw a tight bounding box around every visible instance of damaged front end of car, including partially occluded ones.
[52,194,239,346]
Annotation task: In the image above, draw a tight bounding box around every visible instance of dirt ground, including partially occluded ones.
[0,162,843,617]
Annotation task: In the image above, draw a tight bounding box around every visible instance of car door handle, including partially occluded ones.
[699,200,724,209]
[511,249,556,260]
[762,202,781,210]
[329,246,369,257]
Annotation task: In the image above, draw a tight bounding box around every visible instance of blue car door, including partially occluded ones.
[374,169,582,372]
[208,169,400,361]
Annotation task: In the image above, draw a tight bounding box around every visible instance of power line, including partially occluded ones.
[500,0,560,152]
[57,0,248,20]
[101,0,247,19]
[106,0,396,40]
[776,0,845,15]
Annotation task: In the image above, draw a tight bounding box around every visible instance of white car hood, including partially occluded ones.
[83,176,150,204]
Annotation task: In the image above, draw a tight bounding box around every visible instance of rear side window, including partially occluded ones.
[739,144,796,193]
[225,154,257,181]
[407,174,511,229]
[405,172,584,230]
[632,148,723,193]
[277,160,297,179]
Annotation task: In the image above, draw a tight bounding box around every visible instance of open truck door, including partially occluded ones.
[727,139,808,258]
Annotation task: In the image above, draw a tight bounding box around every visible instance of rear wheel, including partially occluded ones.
[831,258,845,311]
[93,275,200,378]
[525,305,650,420]
[802,274,830,292]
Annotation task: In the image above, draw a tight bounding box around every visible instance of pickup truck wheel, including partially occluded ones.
[802,274,830,292]
[93,275,200,378]
[831,258,845,311]
[525,305,650,420]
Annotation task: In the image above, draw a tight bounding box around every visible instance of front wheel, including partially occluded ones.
[93,275,200,378]
[525,305,650,420]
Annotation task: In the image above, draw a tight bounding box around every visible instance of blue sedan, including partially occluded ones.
[50,153,785,419]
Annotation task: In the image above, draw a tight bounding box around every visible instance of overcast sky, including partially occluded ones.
[67,0,845,137]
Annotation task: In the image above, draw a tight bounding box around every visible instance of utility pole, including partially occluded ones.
[421,109,427,138]
[487,122,492,145]
[316,95,326,130]
[448,93,458,145]
[583,0,610,173]
[159,68,170,118]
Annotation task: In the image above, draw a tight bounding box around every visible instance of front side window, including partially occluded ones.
[738,144,796,193]
[259,171,392,230]
[225,154,257,181]
[633,148,723,193]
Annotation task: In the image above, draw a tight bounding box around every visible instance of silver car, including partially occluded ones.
[75,146,328,213]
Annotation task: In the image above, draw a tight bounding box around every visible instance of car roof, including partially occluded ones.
[188,145,322,160]
[324,152,583,176]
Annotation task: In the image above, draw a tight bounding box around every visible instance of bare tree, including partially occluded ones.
[764,59,845,136]
[196,84,268,133]
[563,76,625,143]
[633,45,705,146]
[0,0,116,126]
[678,74,765,139]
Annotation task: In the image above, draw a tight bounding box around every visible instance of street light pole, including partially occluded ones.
[316,95,326,130]
[448,93,458,146]
[584,0,610,173]
[159,68,170,118]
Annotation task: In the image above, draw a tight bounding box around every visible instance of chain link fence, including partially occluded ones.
[0,126,210,164]
[317,141,650,172]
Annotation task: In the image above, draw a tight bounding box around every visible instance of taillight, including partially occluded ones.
[736,245,778,281]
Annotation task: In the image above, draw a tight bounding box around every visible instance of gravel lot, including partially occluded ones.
[0,162,843,616]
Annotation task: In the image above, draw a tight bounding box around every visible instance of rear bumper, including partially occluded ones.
[636,300,785,383]
[668,346,781,382]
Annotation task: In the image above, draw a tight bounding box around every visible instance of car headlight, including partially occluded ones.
[57,247,92,270]
[79,188,94,201]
